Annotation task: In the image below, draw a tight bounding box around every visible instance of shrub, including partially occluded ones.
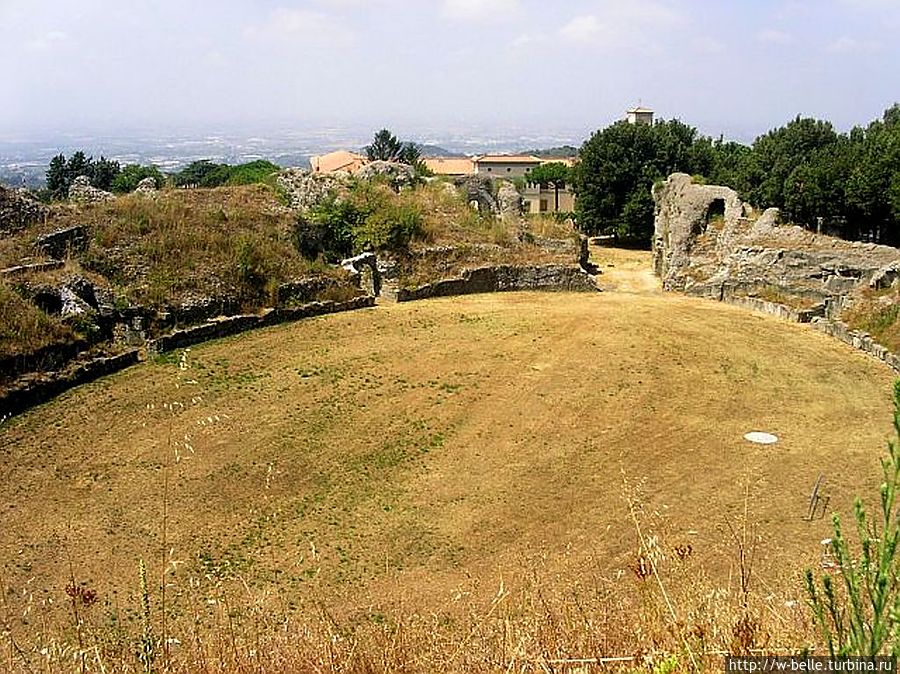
[226,160,281,187]
[235,236,270,297]
[301,182,424,257]
[0,282,73,359]
[353,198,423,251]
[300,193,359,261]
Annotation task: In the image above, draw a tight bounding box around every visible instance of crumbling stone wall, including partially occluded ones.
[69,175,114,204]
[395,264,597,302]
[652,172,900,313]
[0,185,47,236]
[651,173,745,285]
[277,168,349,212]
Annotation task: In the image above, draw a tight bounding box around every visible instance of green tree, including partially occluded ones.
[173,160,228,187]
[575,118,706,243]
[111,164,166,193]
[226,160,281,186]
[89,156,121,191]
[528,162,571,211]
[66,151,92,182]
[46,153,68,199]
[846,107,900,244]
[707,137,753,196]
[745,116,840,215]
[365,129,422,165]
[366,129,404,162]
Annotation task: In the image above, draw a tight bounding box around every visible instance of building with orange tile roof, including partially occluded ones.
[310,150,367,174]
[423,157,476,176]
[473,155,542,178]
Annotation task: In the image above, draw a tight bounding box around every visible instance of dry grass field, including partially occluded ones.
[0,250,897,671]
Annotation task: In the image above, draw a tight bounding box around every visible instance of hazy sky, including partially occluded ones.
[2,0,899,142]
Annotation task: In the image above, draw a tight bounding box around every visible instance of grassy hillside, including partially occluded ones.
[0,185,354,377]
[50,184,335,307]
[0,288,894,671]
[0,179,582,378]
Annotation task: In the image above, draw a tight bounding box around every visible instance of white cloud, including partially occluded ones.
[25,30,69,51]
[838,0,900,9]
[315,0,397,7]
[441,0,521,21]
[559,1,683,48]
[756,29,793,45]
[509,32,546,50]
[202,50,228,68]
[827,35,882,53]
[245,8,355,46]
[693,36,725,54]
[560,15,601,43]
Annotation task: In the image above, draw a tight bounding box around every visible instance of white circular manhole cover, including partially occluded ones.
[744,431,779,445]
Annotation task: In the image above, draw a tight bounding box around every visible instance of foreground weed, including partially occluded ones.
[805,380,900,657]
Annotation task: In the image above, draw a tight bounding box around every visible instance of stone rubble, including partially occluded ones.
[69,175,114,204]
[0,184,47,236]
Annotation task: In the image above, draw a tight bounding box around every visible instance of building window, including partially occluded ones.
[540,199,548,212]
[487,167,492,172]
[507,168,511,172]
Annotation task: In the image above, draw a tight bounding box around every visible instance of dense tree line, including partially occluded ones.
[44,156,279,198]
[574,104,900,246]
[46,152,121,198]
[574,119,714,242]
[171,159,280,188]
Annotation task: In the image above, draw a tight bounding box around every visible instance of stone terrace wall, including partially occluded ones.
[148,297,374,354]
[812,318,900,373]
[396,264,597,302]
[694,283,900,375]
[0,351,141,421]
[720,294,825,323]
[2,297,375,420]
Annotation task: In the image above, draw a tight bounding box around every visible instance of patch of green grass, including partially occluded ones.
[0,281,74,360]
[843,299,900,352]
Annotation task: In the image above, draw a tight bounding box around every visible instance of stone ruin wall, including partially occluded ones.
[652,172,900,372]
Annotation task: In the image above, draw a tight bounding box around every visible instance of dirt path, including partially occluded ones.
[590,245,661,294]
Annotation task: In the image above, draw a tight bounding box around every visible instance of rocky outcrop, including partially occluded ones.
[396,264,597,302]
[652,173,900,314]
[21,275,100,319]
[276,277,343,305]
[34,225,88,259]
[652,173,745,286]
[1,185,47,236]
[134,177,159,195]
[455,175,498,214]
[497,181,523,220]
[69,175,114,204]
[1,260,65,277]
[341,252,380,296]
[355,161,416,190]
[277,168,348,212]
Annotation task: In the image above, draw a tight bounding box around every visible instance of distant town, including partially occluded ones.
[0,123,593,190]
